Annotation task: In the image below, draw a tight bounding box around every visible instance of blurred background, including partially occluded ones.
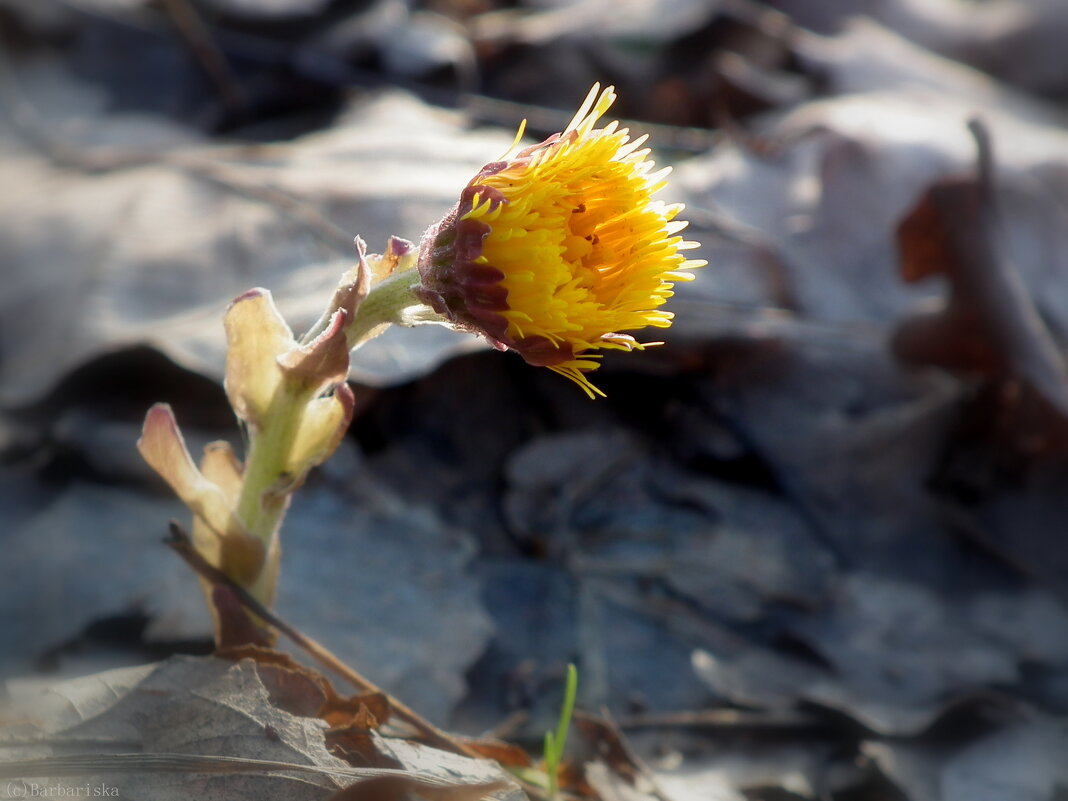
[4,0,1068,798]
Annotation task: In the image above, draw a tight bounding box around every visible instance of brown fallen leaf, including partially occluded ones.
[218,644,392,729]
[453,737,533,770]
[220,645,331,718]
[327,725,396,769]
[321,694,392,731]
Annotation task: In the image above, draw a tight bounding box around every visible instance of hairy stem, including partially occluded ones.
[343,268,425,346]
[233,382,310,604]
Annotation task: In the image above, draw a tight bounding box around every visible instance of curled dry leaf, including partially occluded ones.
[893,119,1068,449]
[218,645,392,730]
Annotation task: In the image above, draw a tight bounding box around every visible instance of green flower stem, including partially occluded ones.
[234,380,311,604]
[343,268,424,348]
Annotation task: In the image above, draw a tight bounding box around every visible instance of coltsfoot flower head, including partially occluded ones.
[416,84,706,397]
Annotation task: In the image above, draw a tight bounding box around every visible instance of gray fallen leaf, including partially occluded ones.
[787,0,1068,100]
[0,482,209,680]
[692,570,1068,737]
[676,40,1068,333]
[940,715,1068,801]
[868,713,1068,801]
[691,645,827,714]
[661,477,834,621]
[796,19,1064,124]
[640,724,834,800]
[0,60,509,405]
[652,764,744,801]
[794,573,1020,712]
[369,731,523,800]
[2,656,354,799]
[476,0,715,45]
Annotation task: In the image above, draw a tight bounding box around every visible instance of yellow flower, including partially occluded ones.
[417,84,705,397]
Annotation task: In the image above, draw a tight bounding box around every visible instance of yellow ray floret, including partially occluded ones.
[462,85,704,396]
[418,84,705,398]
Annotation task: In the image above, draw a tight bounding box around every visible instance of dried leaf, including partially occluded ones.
[3,655,523,801]
[216,646,390,728]
[893,121,1068,430]
[322,694,392,731]
[249,660,331,720]
[326,727,390,768]
[452,738,531,770]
